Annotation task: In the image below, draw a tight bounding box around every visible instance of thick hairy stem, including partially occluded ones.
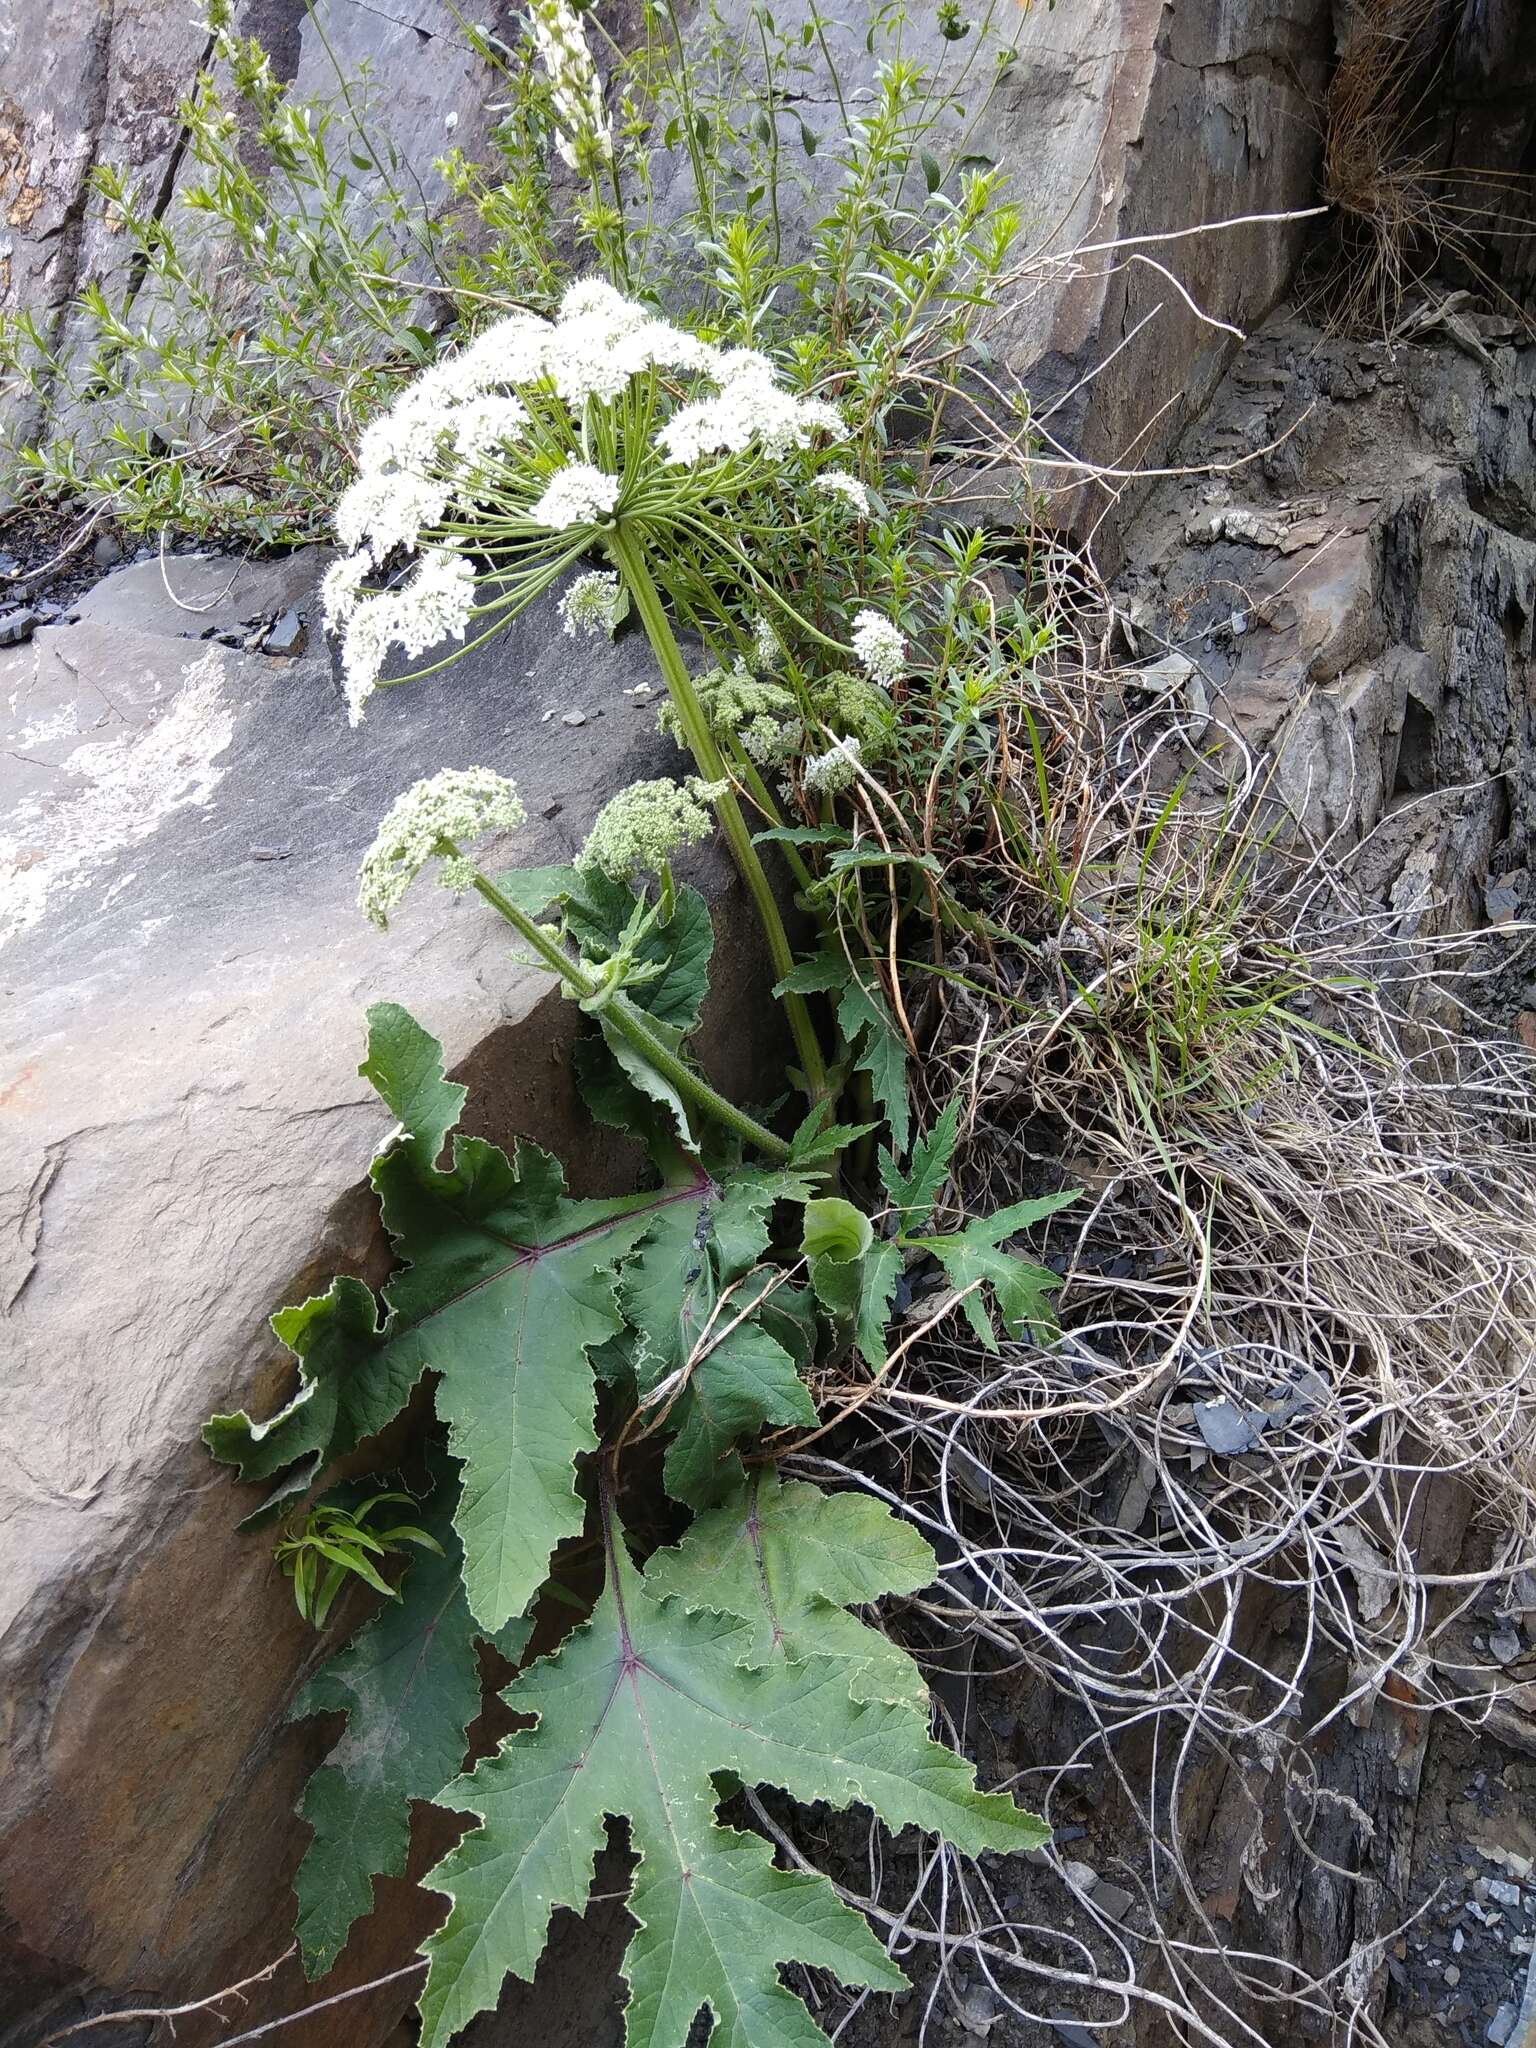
[605,525,830,1102]
[465,866,790,1161]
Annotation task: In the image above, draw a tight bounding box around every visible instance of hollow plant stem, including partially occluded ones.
[463,862,790,1162]
[604,524,830,1102]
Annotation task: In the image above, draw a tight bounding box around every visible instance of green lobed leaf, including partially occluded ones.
[288,1458,531,1978]
[879,1098,961,1230]
[360,1001,467,1170]
[658,1295,815,1508]
[643,1469,933,1708]
[621,1179,819,1507]
[416,1506,1045,2048]
[372,1131,699,1630]
[208,1005,717,1629]
[907,1191,1078,1352]
[203,1276,417,1523]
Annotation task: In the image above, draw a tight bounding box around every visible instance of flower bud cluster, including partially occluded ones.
[577,776,723,881]
[357,768,526,927]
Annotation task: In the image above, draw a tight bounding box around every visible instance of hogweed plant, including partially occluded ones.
[197,11,1083,2047]
[319,272,919,1101]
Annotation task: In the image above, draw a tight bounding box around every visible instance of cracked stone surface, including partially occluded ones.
[0,551,781,2046]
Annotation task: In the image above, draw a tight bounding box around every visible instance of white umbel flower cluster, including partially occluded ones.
[851,609,907,686]
[340,550,476,726]
[558,569,623,638]
[321,277,851,725]
[357,768,526,927]
[527,0,612,171]
[812,470,872,516]
[802,735,863,796]
[529,459,620,531]
[661,350,844,465]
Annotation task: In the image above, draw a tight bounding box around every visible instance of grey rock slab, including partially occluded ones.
[0,552,784,2039]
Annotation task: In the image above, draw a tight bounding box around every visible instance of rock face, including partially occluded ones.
[0,552,782,2045]
[1110,310,1536,943]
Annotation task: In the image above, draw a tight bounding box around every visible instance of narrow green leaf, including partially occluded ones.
[290,1461,532,1978]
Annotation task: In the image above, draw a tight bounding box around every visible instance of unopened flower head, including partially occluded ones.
[658,659,797,760]
[851,609,906,686]
[527,0,612,170]
[813,470,872,516]
[803,735,863,796]
[358,767,525,927]
[529,460,619,531]
[577,775,722,881]
[558,569,623,638]
[812,669,894,758]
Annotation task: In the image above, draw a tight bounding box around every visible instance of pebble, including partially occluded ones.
[1455,1928,1466,1953]
[262,608,306,657]
[1487,2002,1517,2046]
[1489,1629,1522,1666]
[561,710,587,726]
[1092,1881,1134,1924]
[1048,2021,1098,2048]
[1487,1880,1522,1910]
[0,606,38,646]
[91,531,123,568]
[1061,1859,1098,1892]
[1445,1965,1461,1987]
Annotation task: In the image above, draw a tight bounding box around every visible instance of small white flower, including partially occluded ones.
[451,310,556,393]
[803,735,863,795]
[342,590,400,727]
[851,609,906,686]
[392,549,477,660]
[529,460,620,530]
[320,551,372,631]
[558,569,623,639]
[451,394,530,465]
[358,767,526,927]
[813,470,871,516]
[339,551,476,726]
[659,368,843,466]
[335,466,451,566]
[751,615,781,671]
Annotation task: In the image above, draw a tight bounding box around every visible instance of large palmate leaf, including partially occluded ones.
[907,1191,1079,1352]
[289,1458,531,1978]
[208,1006,712,1629]
[417,1504,1046,2048]
[643,1470,932,1709]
